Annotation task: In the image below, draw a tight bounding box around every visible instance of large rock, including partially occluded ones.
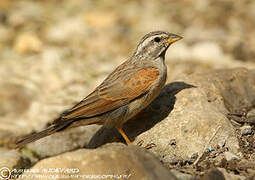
[25,125,101,158]
[0,148,30,171]
[88,68,255,163]
[202,168,246,180]
[23,143,177,180]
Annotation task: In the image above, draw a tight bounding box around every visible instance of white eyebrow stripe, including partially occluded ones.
[135,34,167,56]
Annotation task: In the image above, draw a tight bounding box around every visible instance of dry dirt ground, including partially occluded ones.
[0,0,255,179]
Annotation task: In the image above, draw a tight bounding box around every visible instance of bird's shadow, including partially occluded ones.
[86,81,195,148]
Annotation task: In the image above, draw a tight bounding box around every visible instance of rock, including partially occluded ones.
[201,168,225,180]
[22,125,101,159]
[23,143,177,180]
[202,168,246,180]
[0,148,30,170]
[238,159,255,170]
[170,170,194,180]
[88,68,255,163]
[216,168,246,180]
[224,151,240,161]
[240,125,252,135]
[247,168,255,178]
[247,108,255,123]
[1,1,255,179]
[14,33,43,54]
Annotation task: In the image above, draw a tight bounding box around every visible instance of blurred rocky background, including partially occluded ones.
[0,0,255,179]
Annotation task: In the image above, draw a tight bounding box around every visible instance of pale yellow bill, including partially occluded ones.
[167,35,183,44]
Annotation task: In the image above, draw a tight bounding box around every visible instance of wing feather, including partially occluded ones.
[58,67,159,121]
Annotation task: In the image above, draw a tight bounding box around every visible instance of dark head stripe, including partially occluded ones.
[138,31,169,46]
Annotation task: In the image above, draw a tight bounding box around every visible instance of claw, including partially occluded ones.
[144,143,156,149]
[137,140,156,149]
[137,140,144,146]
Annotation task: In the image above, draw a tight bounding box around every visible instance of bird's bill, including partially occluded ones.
[167,34,183,44]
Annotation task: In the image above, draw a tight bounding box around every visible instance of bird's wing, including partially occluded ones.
[57,67,159,121]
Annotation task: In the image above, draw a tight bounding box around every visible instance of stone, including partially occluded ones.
[216,168,246,180]
[88,68,255,163]
[201,168,225,180]
[224,151,240,161]
[170,170,194,180]
[0,148,29,170]
[23,143,177,180]
[14,33,43,54]
[23,125,101,159]
[202,168,246,180]
[247,108,255,123]
[240,125,252,135]
[1,0,255,179]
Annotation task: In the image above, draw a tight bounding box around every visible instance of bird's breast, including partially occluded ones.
[123,64,167,122]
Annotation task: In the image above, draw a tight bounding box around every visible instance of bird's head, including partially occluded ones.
[134,31,182,59]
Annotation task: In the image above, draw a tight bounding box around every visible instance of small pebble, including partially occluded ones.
[14,33,43,54]
[169,139,176,147]
[189,152,198,164]
[224,151,240,161]
[240,125,252,135]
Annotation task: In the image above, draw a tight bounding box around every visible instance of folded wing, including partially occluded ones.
[56,67,159,122]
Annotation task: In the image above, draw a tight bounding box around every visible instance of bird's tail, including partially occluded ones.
[15,121,71,149]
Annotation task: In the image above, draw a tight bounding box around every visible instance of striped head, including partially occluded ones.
[134,31,182,59]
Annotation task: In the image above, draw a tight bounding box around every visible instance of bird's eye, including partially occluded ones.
[154,37,161,43]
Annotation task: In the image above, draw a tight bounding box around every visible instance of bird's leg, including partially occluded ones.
[116,127,131,145]
[116,127,155,149]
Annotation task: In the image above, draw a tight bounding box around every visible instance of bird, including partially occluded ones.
[15,31,182,148]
